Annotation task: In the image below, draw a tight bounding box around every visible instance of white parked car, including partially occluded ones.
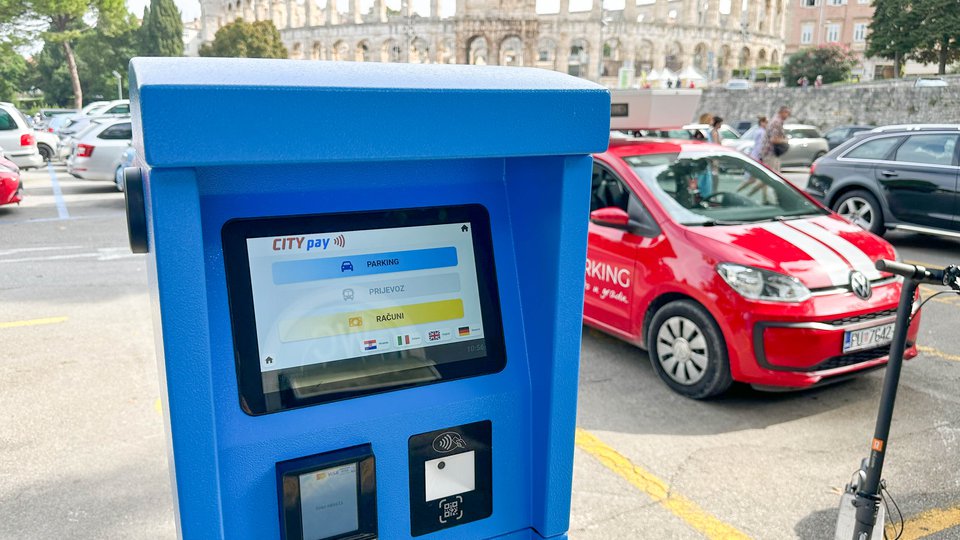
[58,100,131,160]
[66,118,132,182]
[33,129,60,162]
[915,77,948,87]
[725,78,752,90]
[0,102,44,169]
[682,123,742,147]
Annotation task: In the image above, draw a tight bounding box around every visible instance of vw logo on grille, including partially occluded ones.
[850,270,872,300]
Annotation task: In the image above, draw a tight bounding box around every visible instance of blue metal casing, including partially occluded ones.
[130,57,609,540]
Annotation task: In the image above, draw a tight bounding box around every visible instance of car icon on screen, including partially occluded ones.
[341,261,354,272]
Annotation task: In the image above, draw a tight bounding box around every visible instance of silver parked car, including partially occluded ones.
[57,99,131,160]
[736,124,830,167]
[0,102,44,169]
[66,118,132,182]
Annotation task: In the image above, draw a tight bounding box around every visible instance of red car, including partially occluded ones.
[0,155,22,207]
[585,137,919,398]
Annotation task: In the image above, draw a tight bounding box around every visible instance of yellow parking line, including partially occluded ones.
[917,345,960,363]
[886,504,960,540]
[0,316,68,329]
[575,428,752,540]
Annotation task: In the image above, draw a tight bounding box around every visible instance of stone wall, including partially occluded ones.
[697,83,960,130]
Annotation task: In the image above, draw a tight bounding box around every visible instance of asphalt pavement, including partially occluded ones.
[1,165,958,539]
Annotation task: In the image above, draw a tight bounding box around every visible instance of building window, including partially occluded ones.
[826,23,841,43]
[853,22,867,42]
[857,0,868,3]
[828,0,846,5]
[802,0,818,6]
[801,23,814,44]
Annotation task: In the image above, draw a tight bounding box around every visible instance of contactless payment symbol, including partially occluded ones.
[432,431,467,453]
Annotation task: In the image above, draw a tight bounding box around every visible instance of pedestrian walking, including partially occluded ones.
[761,106,790,173]
[737,116,770,201]
[708,116,723,145]
[814,74,823,89]
[797,76,809,90]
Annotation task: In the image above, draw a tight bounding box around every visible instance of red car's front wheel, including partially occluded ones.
[648,300,733,399]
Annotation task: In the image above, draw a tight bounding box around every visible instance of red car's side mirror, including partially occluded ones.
[589,207,630,229]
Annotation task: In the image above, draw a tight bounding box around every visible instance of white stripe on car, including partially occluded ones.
[760,222,850,286]
[785,220,882,281]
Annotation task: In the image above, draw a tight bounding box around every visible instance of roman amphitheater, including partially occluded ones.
[197,0,786,84]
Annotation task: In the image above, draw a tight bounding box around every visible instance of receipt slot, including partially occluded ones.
[128,57,609,539]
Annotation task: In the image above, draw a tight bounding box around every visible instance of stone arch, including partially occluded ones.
[634,39,654,73]
[664,41,683,72]
[331,40,349,61]
[601,38,622,77]
[410,37,431,64]
[757,48,767,66]
[438,38,456,64]
[500,36,524,66]
[356,40,371,62]
[693,43,708,72]
[717,45,730,79]
[310,41,323,60]
[291,41,303,59]
[568,39,589,78]
[536,37,557,69]
[771,49,780,66]
[467,35,488,65]
[382,39,402,62]
[738,46,751,70]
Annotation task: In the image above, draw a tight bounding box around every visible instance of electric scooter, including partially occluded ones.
[835,259,960,540]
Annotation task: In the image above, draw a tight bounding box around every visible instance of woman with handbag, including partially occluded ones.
[761,106,790,172]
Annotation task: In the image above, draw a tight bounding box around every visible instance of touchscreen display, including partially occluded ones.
[223,206,505,414]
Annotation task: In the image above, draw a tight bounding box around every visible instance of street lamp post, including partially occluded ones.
[111,70,123,100]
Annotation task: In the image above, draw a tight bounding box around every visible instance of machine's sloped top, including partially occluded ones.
[131,57,605,91]
[129,57,611,167]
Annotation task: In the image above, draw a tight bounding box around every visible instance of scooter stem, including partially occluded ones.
[851,277,919,538]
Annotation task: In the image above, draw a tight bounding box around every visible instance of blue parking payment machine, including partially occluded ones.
[127,57,609,539]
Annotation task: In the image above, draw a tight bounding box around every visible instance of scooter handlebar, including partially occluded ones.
[876,259,960,290]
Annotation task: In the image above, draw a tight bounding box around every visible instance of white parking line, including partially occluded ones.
[0,247,138,263]
[47,163,69,220]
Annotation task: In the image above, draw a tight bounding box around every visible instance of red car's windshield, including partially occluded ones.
[623,150,826,225]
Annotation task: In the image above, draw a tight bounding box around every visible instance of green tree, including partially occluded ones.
[27,40,75,105]
[139,0,182,56]
[199,18,287,58]
[782,45,858,87]
[910,0,960,75]
[0,0,126,108]
[75,11,140,99]
[867,0,921,78]
[0,44,27,101]
[26,7,136,105]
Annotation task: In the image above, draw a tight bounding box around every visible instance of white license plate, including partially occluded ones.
[843,323,895,353]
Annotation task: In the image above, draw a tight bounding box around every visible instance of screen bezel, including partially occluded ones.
[222,204,507,416]
[277,444,377,540]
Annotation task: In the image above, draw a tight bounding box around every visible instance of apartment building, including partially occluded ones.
[785,0,881,79]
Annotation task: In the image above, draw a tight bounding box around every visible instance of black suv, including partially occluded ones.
[806,125,959,238]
